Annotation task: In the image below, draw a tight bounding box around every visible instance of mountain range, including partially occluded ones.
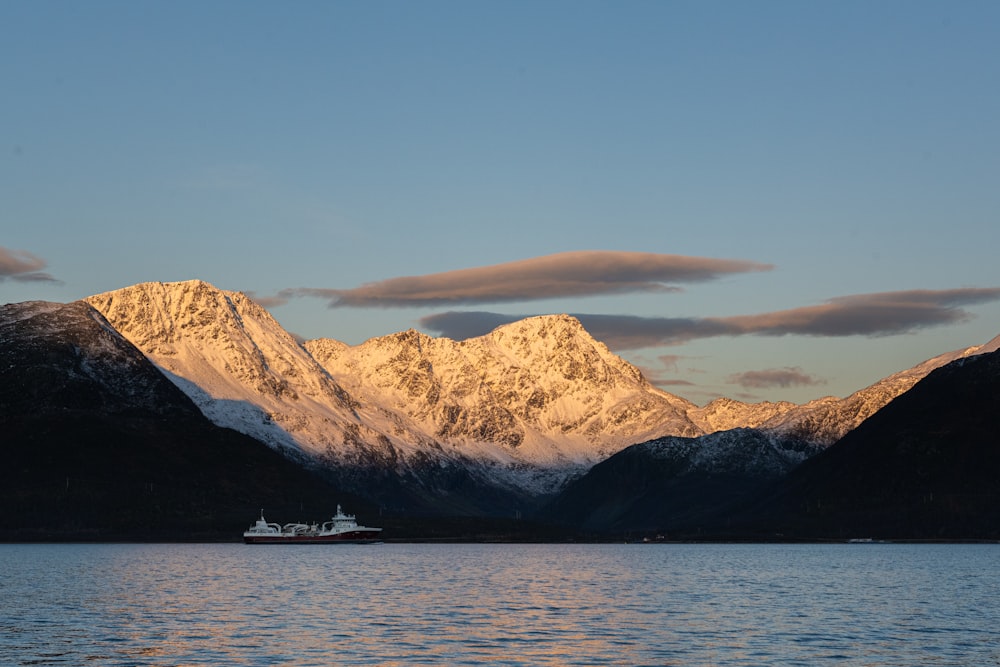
[3,279,998,539]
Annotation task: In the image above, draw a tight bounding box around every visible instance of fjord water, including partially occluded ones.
[2,543,997,666]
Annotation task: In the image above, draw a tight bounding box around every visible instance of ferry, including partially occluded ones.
[243,505,382,544]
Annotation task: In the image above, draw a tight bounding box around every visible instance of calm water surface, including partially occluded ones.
[1,542,998,666]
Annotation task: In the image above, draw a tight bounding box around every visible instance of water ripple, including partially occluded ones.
[2,543,999,665]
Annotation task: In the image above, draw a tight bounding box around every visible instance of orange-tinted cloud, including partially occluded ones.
[0,247,59,283]
[278,251,773,307]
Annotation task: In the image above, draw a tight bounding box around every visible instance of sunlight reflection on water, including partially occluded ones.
[1,543,999,665]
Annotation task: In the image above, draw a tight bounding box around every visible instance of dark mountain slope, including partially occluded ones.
[0,301,368,540]
[740,348,1000,540]
[538,429,820,534]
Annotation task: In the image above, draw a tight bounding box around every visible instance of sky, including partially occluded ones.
[3,0,1000,406]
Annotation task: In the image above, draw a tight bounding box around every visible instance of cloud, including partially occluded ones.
[419,311,741,346]
[576,314,738,348]
[245,291,290,310]
[278,251,773,308]
[417,311,520,341]
[418,288,1000,349]
[727,367,825,389]
[721,289,1000,337]
[0,247,60,283]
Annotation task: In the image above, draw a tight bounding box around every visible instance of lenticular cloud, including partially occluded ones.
[419,288,1000,349]
[280,251,773,308]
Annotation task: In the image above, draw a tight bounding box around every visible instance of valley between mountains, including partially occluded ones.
[3,279,999,540]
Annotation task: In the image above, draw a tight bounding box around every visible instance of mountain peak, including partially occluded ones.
[488,313,611,359]
[384,328,435,349]
[86,279,366,455]
[306,310,702,471]
[489,313,589,341]
[86,280,277,348]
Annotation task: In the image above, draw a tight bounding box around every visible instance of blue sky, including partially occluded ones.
[3,0,1000,405]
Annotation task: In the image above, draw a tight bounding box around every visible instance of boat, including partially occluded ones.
[243,505,382,544]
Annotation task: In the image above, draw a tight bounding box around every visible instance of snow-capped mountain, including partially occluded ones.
[84,281,472,475]
[757,334,1000,444]
[687,335,1000,445]
[85,280,699,497]
[77,279,1000,507]
[539,335,1000,533]
[6,287,997,538]
[744,346,1000,540]
[306,314,700,466]
[687,397,800,433]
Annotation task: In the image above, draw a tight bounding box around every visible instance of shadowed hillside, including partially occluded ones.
[738,348,1000,540]
[0,301,370,540]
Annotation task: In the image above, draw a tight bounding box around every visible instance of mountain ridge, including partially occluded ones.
[4,278,998,536]
[85,282,706,485]
[82,281,999,481]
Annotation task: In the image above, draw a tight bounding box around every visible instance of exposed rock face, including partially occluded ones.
[306,314,701,465]
[81,280,1000,506]
[87,280,375,461]
[687,397,799,433]
[85,281,699,498]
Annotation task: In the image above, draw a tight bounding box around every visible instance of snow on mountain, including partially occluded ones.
[637,428,822,478]
[80,279,999,498]
[686,335,1000,446]
[306,314,701,466]
[759,335,1000,444]
[687,397,800,433]
[85,280,434,467]
[85,281,700,494]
